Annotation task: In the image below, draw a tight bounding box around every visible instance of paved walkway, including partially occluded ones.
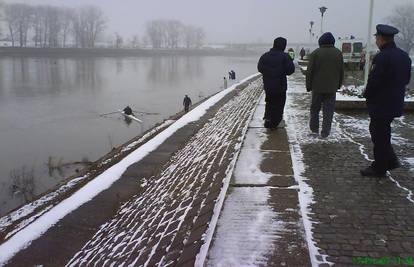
[285,73,414,266]
[206,71,414,267]
[207,94,311,266]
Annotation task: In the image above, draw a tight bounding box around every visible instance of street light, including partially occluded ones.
[364,0,374,87]
[319,6,328,34]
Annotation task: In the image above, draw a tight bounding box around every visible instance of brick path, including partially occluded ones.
[285,72,414,266]
[66,79,263,266]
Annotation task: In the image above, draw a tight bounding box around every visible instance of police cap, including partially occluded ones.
[374,24,399,36]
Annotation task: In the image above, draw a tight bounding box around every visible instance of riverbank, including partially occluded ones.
[0,89,220,243]
[0,47,260,57]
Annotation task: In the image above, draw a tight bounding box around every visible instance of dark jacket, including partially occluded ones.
[257,48,295,96]
[183,96,192,107]
[364,41,411,118]
[306,33,344,93]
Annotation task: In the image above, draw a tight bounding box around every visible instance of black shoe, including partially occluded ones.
[360,166,386,177]
[387,160,401,171]
[321,133,329,138]
[264,120,277,129]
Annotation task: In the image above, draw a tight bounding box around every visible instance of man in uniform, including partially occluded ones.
[258,37,295,129]
[361,24,412,177]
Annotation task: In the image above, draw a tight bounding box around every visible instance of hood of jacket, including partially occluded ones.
[273,37,287,51]
[318,32,335,46]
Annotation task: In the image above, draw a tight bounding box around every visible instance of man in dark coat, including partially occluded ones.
[231,70,236,80]
[361,24,412,177]
[258,37,295,128]
[300,48,306,60]
[183,95,192,113]
[306,32,344,138]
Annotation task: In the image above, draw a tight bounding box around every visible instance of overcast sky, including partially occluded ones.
[5,0,413,43]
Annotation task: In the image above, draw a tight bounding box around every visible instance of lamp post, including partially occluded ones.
[319,6,328,34]
[364,0,374,87]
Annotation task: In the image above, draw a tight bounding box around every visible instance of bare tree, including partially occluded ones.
[146,19,205,49]
[61,8,74,47]
[183,25,197,49]
[4,3,21,46]
[9,166,36,203]
[165,20,183,48]
[388,3,414,53]
[146,20,165,49]
[195,27,205,48]
[71,5,106,48]
[31,6,45,47]
[130,34,140,48]
[46,6,61,48]
[115,32,123,48]
[84,5,107,48]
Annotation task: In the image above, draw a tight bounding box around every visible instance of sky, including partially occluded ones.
[4,0,413,44]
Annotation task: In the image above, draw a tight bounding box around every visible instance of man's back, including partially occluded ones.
[306,46,344,94]
[258,48,295,95]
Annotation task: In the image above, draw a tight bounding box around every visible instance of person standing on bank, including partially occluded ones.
[258,37,295,129]
[183,95,192,113]
[300,47,306,60]
[360,24,412,177]
[306,32,344,138]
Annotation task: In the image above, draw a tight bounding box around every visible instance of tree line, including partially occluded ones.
[145,20,205,49]
[2,3,206,49]
[4,3,106,48]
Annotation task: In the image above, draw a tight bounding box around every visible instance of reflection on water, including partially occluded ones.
[0,55,257,215]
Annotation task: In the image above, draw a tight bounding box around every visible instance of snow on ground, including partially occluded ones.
[285,80,332,266]
[206,94,285,266]
[0,73,261,266]
[336,85,414,102]
[207,187,283,267]
[336,93,365,102]
[404,157,414,172]
[0,176,87,233]
[233,94,274,185]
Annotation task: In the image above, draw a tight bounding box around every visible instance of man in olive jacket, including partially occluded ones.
[306,32,344,137]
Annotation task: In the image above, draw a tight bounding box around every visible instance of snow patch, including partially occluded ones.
[285,88,332,266]
[207,188,283,267]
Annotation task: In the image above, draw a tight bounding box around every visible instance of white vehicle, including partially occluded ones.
[336,38,364,63]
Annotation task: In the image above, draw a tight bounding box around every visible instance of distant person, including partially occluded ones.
[360,24,412,177]
[223,77,228,89]
[288,48,295,60]
[306,32,344,138]
[359,51,366,71]
[123,106,133,115]
[231,70,236,80]
[258,37,295,129]
[229,71,232,80]
[300,47,306,60]
[183,95,192,113]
